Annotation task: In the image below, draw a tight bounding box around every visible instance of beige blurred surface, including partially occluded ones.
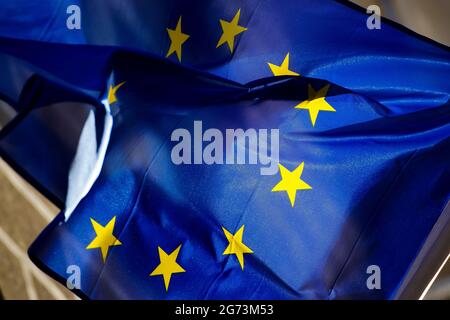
[0,159,75,300]
[352,0,450,46]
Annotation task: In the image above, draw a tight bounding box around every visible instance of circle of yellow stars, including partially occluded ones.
[162,9,337,128]
[85,5,341,292]
[85,215,254,291]
[165,9,248,61]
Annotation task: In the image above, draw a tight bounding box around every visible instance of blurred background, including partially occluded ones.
[0,0,449,299]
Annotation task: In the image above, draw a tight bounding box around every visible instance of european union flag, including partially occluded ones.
[0,0,449,299]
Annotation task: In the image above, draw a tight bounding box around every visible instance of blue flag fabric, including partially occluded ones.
[0,0,449,299]
[0,0,449,110]
[0,0,449,206]
[21,50,450,300]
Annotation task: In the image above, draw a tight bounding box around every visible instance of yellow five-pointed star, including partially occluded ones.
[166,16,190,62]
[86,216,122,263]
[267,53,299,76]
[216,9,247,53]
[222,225,253,270]
[107,81,125,105]
[295,84,336,127]
[272,163,312,207]
[150,245,185,291]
